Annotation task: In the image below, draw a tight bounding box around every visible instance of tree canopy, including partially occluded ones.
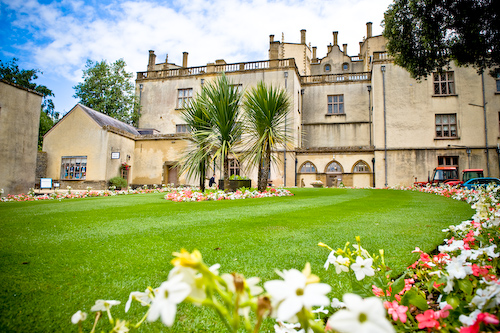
[383,0,500,79]
[0,58,56,149]
[73,59,140,126]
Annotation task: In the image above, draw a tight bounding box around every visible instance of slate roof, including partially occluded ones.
[77,104,140,136]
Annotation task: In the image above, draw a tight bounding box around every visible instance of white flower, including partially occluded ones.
[459,309,481,326]
[445,257,467,280]
[326,293,395,333]
[350,256,375,281]
[264,268,331,322]
[112,319,129,333]
[125,288,154,312]
[331,298,346,308]
[274,321,305,333]
[71,310,87,324]
[147,274,191,327]
[325,252,350,274]
[90,300,121,312]
[168,263,220,303]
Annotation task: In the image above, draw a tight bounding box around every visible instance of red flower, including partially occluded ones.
[416,310,440,330]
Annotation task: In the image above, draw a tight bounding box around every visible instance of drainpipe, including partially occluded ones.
[381,65,388,187]
[367,85,372,147]
[284,71,288,186]
[372,158,375,188]
[481,72,490,176]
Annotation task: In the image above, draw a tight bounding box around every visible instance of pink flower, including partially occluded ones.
[436,304,452,319]
[416,310,440,330]
[477,312,499,325]
[384,300,408,323]
[372,285,385,297]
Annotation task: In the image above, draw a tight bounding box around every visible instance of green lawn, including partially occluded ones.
[0,188,473,332]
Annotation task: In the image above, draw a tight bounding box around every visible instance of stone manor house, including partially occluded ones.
[42,22,500,189]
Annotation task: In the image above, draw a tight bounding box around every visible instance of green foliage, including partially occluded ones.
[109,176,127,189]
[383,0,500,78]
[228,175,249,180]
[242,82,291,192]
[0,58,58,149]
[73,59,140,126]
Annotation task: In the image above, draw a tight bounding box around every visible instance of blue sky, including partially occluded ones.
[1,0,393,116]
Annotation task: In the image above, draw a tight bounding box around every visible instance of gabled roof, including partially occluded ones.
[77,104,140,136]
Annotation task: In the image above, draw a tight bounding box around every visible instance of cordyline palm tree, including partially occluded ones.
[178,90,213,192]
[242,81,291,192]
[199,73,244,191]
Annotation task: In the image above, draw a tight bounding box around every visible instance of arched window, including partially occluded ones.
[300,162,317,173]
[326,161,343,173]
[324,64,331,72]
[353,161,370,173]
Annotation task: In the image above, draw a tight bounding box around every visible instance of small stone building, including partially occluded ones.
[0,80,42,195]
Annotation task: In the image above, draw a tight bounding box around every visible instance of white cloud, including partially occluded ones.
[2,0,392,112]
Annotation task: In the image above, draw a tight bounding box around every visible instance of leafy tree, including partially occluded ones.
[0,58,57,149]
[73,59,140,126]
[198,74,244,191]
[383,0,500,78]
[179,90,213,192]
[242,82,291,192]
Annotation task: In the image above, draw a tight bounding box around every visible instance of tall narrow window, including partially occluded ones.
[177,88,193,108]
[433,72,455,95]
[61,156,87,180]
[229,159,240,176]
[327,95,344,114]
[435,114,457,138]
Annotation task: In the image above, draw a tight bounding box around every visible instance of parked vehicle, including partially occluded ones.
[461,177,500,190]
[414,167,484,186]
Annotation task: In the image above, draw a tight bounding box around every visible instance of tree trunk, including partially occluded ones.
[257,155,264,192]
[199,161,206,192]
[259,143,271,192]
[223,156,230,192]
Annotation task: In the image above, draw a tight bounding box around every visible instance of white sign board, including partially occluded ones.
[40,178,52,189]
[111,152,120,159]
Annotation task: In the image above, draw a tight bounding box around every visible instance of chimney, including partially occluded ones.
[270,34,274,43]
[148,50,156,70]
[327,44,333,53]
[366,22,372,38]
[312,46,317,60]
[182,52,188,68]
[333,31,338,46]
[343,44,348,55]
[300,29,306,44]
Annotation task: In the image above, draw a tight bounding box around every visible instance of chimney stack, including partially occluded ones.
[366,22,372,38]
[148,50,156,70]
[312,46,317,60]
[182,52,188,68]
[343,44,348,55]
[333,31,338,46]
[300,29,306,44]
[270,35,274,43]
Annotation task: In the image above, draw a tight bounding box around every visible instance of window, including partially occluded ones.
[61,156,87,180]
[324,64,331,72]
[229,159,240,176]
[433,72,455,95]
[353,161,370,173]
[327,95,344,114]
[435,114,457,138]
[176,124,190,133]
[342,63,349,71]
[177,88,193,108]
[438,156,458,167]
[326,161,342,173]
[300,162,316,173]
[496,72,500,93]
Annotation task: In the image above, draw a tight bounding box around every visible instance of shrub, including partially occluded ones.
[109,176,127,190]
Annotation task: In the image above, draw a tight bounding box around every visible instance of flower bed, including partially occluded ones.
[61,185,499,332]
[164,188,293,202]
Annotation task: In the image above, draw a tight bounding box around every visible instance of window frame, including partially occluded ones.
[300,162,317,173]
[177,88,193,109]
[353,161,370,173]
[327,94,344,115]
[176,124,191,133]
[325,161,343,173]
[60,156,87,180]
[229,159,240,177]
[435,114,458,139]
[438,156,459,168]
[433,72,456,96]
